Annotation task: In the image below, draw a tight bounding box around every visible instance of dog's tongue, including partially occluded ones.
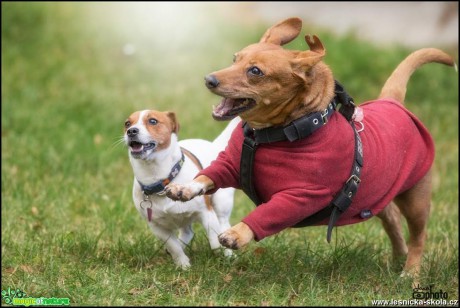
[213,97,246,121]
[212,97,256,121]
[213,98,235,117]
[130,142,143,152]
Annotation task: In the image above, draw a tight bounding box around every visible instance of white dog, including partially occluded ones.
[124,110,238,269]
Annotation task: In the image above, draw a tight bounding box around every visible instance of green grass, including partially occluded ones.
[2,2,458,306]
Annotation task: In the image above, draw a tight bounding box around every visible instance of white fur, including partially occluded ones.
[126,114,239,269]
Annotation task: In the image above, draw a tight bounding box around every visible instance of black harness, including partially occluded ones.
[239,81,363,243]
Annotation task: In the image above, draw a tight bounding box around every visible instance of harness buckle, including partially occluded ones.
[346,174,361,184]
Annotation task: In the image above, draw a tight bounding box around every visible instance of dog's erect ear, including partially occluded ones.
[291,35,326,74]
[305,35,325,55]
[259,17,302,46]
[166,111,180,134]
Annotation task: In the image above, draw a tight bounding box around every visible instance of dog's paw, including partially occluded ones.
[174,256,191,270]
[165,182,204,201]
[218,222,254,250]
[219,222,254,250]
[223,248,234,258]
[218,231,241,250]
[212,247,234,259]
[400,269,420,289]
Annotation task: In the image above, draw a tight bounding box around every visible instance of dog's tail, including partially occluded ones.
[212,116,241,153]
[379,48,456,103]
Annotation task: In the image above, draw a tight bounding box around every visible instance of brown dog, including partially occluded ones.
[165,17,455,279]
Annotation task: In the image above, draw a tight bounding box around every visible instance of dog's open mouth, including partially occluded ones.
[129,141,157,156]
[212,97,256,121]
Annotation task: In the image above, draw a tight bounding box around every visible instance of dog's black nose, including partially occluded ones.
[127,127,139,137]
[205,74,219,89]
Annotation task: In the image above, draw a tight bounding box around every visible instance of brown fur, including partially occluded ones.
[166,17,456,282]
[125,110,179,151]
[379,48,455,101]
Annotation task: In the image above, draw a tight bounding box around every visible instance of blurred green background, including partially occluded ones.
[2,2,458,306]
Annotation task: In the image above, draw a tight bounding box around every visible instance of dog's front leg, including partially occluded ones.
[165,175,214,201]
[218,222,254,250]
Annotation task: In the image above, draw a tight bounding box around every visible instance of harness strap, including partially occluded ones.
[240,126,262,205]
[292,121,363,243]
[334,80,355,121]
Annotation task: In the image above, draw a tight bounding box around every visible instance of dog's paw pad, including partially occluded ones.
[164,184,184,201]
[219,234,239,250]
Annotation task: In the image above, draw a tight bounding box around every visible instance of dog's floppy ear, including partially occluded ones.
[166,111,180,134]
[259,17,302,46]
[291,35,326,73]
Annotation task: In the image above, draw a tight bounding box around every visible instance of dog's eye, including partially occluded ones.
[233,54,237,63]
[124,121,131,128]
[248,66,264,76]
[149,118,158,125]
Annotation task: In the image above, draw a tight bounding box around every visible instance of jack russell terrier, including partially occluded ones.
[165,17,456,281]
[124,109,238,269]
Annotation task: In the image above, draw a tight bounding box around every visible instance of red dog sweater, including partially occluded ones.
[199,98,434,241]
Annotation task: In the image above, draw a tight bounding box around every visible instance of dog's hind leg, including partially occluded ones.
[377,202,408,266]
[394,171,432,282]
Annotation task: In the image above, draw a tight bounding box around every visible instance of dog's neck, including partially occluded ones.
[129,134,182,186]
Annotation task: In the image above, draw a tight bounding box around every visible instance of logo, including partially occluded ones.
[412,284,448,300]
[1,288,70,306]
[1,288,26,305]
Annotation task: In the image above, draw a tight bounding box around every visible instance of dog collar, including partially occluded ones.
[245,80,354,143]
[247,101,337,143]
[138,152,185,196]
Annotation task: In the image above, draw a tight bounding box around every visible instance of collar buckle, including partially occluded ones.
[156,189,167,196]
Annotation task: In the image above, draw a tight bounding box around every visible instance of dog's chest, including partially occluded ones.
[133,192,201,227]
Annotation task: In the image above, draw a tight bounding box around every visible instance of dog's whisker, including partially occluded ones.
[110,135,127,150]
